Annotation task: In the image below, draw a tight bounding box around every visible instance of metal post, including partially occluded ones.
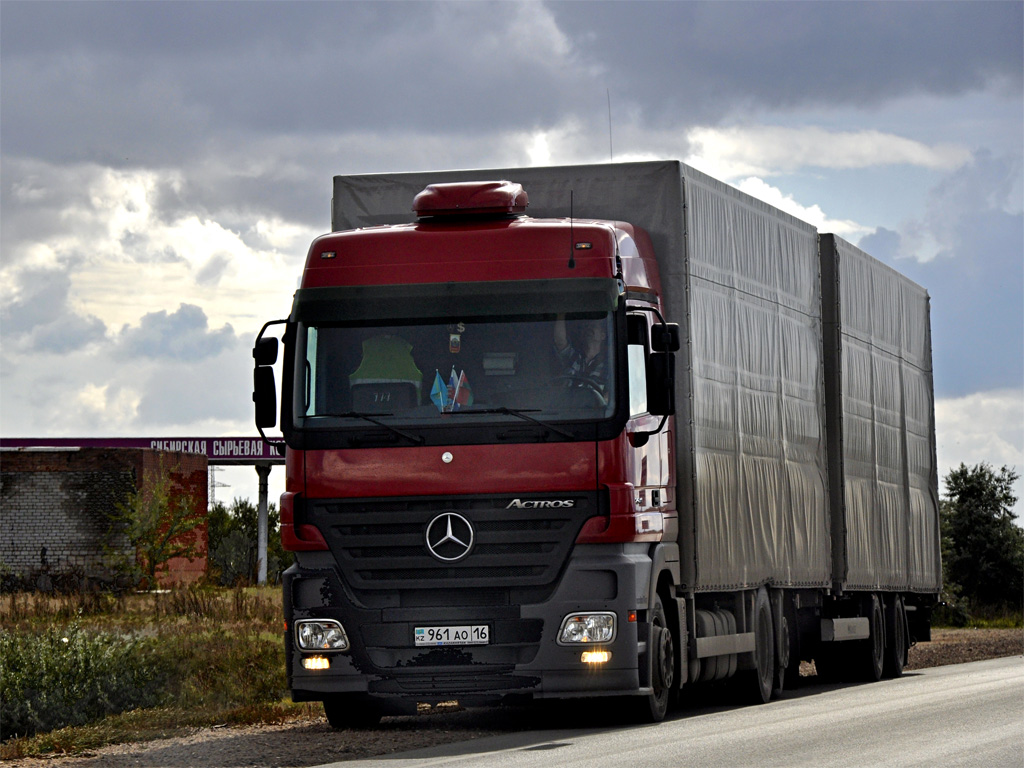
[256,464,271,586]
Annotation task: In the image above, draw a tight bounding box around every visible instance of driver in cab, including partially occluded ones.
[553,315,608,400]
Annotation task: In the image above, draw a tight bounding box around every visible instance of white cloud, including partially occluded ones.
[685,125,972,179]
[76,382,141,427]
[935,388,1024,512]
[733,177,871,239]
[3,161,310,336]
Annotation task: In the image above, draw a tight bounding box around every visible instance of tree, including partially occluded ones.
[941,463,1024,612]
[208,497,293,586]
[108,461,207,588]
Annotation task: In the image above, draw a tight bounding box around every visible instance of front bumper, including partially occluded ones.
[285,544,651,705]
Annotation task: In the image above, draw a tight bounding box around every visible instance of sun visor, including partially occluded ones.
[291,278,622,324]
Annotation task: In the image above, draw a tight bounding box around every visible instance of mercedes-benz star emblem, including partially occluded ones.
[425,513,475,562]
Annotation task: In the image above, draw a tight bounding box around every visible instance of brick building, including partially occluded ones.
[0,447,208,589]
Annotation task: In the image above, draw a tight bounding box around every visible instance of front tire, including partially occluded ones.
[630,594,675,722]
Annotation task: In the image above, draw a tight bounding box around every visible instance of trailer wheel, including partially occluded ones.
[856,593,885,683]
[631,593,674,723]
[323,694,383,729]
[781,595,802,690]
[883,596,909,679]
[739,587,775,704]
[772,612,789,698]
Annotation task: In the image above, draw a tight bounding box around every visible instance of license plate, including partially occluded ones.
[414,625,490,647]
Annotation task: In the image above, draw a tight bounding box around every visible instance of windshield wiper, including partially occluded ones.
[449,407,575,440]
[313,412,424,445]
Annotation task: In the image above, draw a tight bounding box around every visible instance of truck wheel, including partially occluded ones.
[856,593,885,683]
[772,612,790,698]
[631,594,674,722]
[739,587,775,704]
[323,694,383,729]
[781,596,802,690]
[883,596,909,679]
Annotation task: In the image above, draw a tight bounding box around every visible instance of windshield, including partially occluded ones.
[293,313,616,431]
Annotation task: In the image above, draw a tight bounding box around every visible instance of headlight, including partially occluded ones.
[558,612,616,644]
[295,619,350,652]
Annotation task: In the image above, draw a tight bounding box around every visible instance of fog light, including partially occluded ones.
[302,655,330,670]
[295,619,350,652]
[581,650,612,664]
[558,613,616,644]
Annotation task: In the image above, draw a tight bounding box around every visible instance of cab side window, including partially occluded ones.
[627,313,649,418]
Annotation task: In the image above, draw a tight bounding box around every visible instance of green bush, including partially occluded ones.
[1,624,170,740]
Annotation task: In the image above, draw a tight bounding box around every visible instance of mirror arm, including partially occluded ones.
[630,414,669,447]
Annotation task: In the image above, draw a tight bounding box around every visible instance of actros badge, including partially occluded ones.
[425,513,475,562]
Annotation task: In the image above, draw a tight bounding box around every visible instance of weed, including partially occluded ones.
[0,586,287,752]
[0,624,170,740]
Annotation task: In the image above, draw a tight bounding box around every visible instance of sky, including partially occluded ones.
[1,1,1022,511]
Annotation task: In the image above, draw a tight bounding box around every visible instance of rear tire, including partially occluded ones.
[883,596,909,679]
[772,612,790,698]
[323,694,383,729]
[856,593,885,683]
[738,587,775,704]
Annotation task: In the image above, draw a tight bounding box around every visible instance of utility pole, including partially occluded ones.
[256,464,271,585]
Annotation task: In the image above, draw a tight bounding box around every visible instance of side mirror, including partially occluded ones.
[253,366,278,428]
[253,337,279,366]
[651,323,680,352]
[252,319,288,453]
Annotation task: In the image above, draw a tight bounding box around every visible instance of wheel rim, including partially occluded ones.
[656,623,675,690]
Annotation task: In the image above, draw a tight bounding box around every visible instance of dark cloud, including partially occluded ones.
[4,1,1019,168]
[858,152,1024,397]
[5,2,1018,234]
[550,1,1023,126]
[115,303,238,361]
[0,3,588,165]
[1,267,107,353]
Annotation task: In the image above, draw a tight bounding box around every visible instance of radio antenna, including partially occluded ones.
[607,89,613,162]
[568,190,576,269]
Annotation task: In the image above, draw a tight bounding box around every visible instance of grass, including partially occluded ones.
[932,599,1023,630]
[0,585,299,760]
[3,585,1019,761]
[2,702,321,760]
[949,614,1023,629]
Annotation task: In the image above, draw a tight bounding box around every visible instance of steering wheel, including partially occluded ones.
[552,374,608,406]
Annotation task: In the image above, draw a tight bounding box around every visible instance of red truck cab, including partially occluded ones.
[254,180,681,724]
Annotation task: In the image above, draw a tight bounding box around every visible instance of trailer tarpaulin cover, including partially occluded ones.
[680,167,830,591]
[821,235,941,592]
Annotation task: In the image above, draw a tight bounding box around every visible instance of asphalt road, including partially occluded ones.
[315,656,1023,768]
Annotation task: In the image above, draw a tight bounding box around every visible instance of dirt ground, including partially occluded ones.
[6,628,1022,768]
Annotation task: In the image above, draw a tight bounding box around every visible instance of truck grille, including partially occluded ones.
[306,492,599,603]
